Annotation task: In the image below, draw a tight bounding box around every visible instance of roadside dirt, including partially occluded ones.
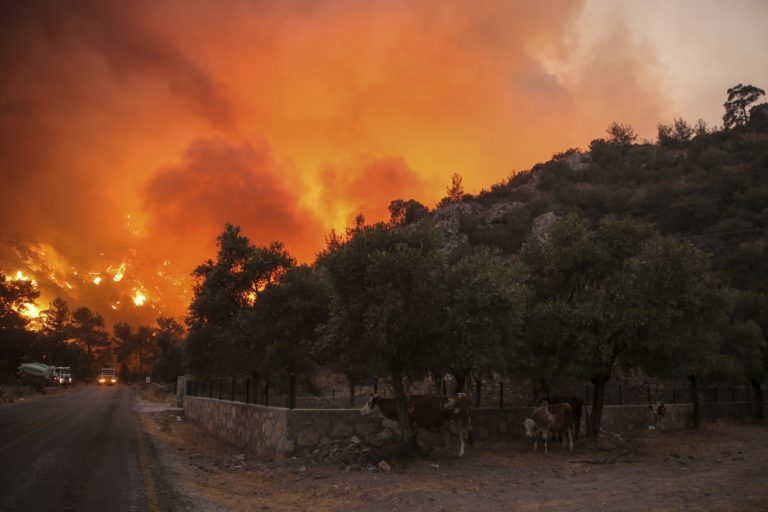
[0,383,70,406]
[140,408,768,512]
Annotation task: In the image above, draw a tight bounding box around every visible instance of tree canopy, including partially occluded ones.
[723,83,766,129]
[318,221,447,444]
[186,223,296,375]
[520,215,721,436]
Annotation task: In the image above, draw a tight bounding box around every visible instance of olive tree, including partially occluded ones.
[318,221,447,447]
[520,215,720,437]
[441,248,527,392]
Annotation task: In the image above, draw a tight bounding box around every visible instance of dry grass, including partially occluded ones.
[141,412,768,512]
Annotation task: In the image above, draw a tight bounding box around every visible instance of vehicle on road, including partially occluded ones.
[17,363,51,391]
[55,367,73,385]
[97,368,117,385]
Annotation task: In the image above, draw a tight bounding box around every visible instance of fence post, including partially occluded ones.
[499,382,504,408]
[288,373,296,409]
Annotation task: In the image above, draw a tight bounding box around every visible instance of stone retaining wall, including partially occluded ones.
[184,397,292,457]
[184,396,394,459]
[184,396,764,458]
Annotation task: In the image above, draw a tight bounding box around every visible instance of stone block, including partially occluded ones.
[355,422,377,436]
[330,423,353,438]
[382,419,399,430]
[314,415,331,433]
[297,428,320,447]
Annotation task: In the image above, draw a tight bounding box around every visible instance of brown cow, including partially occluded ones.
[360,393,473,457]
[542,395,584,440]
[648,400,666,430]
[523,403,574,453]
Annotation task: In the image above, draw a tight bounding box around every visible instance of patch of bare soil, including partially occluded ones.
[141,412,768,512]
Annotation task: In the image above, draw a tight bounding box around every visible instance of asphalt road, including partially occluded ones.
[0,385,165,512]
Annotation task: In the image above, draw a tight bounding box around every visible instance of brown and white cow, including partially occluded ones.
[523,402,574,453]
[541,395,584,440]
[360,393,473,457]
[648,400,666,431]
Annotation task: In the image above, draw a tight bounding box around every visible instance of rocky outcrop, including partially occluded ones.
[432,202,474,250]
[431,197,555,251]
[532,212,557,242]
[485,202,525,225]
[558,151,591,171]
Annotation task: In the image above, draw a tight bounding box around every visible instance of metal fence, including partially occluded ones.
[186,373,758,410]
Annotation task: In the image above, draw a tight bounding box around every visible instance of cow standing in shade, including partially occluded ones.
[523,402,575,453]
[542,395,584,440]
[649,400,666,430]
[360,393,473,457]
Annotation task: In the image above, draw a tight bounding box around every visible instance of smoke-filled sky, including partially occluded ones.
[1,0,766,326]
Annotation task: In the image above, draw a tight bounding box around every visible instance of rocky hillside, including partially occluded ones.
[426,116,768,291]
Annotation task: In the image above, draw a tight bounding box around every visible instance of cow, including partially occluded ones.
[360,393,473,457]
[523,403,574,453]
[541,395,584,440]
[648,400,666,431]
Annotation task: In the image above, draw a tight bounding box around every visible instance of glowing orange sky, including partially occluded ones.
[1,0,766,325]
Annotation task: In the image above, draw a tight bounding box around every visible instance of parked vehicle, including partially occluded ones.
[46,366,61,386]
[17,363,51,391]
[97,368,117,385]
[55,367,73,385]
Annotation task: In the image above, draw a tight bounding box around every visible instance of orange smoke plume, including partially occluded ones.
[0,0,678,323]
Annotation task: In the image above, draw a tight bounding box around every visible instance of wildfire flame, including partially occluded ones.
[133,291,147,306]
[14,270,36,286]
[112,262,126,282]
[9,270,42,328]
[22,303,41,318]
[10,240,188,323]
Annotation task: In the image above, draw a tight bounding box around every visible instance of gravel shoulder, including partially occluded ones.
[139,408,768,512]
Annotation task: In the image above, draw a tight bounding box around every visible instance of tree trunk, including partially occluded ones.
[752,378,764,420]
[689,375,701,428]
[454,373,467,394]
[586,376,608,438]
[391,367,415,447]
